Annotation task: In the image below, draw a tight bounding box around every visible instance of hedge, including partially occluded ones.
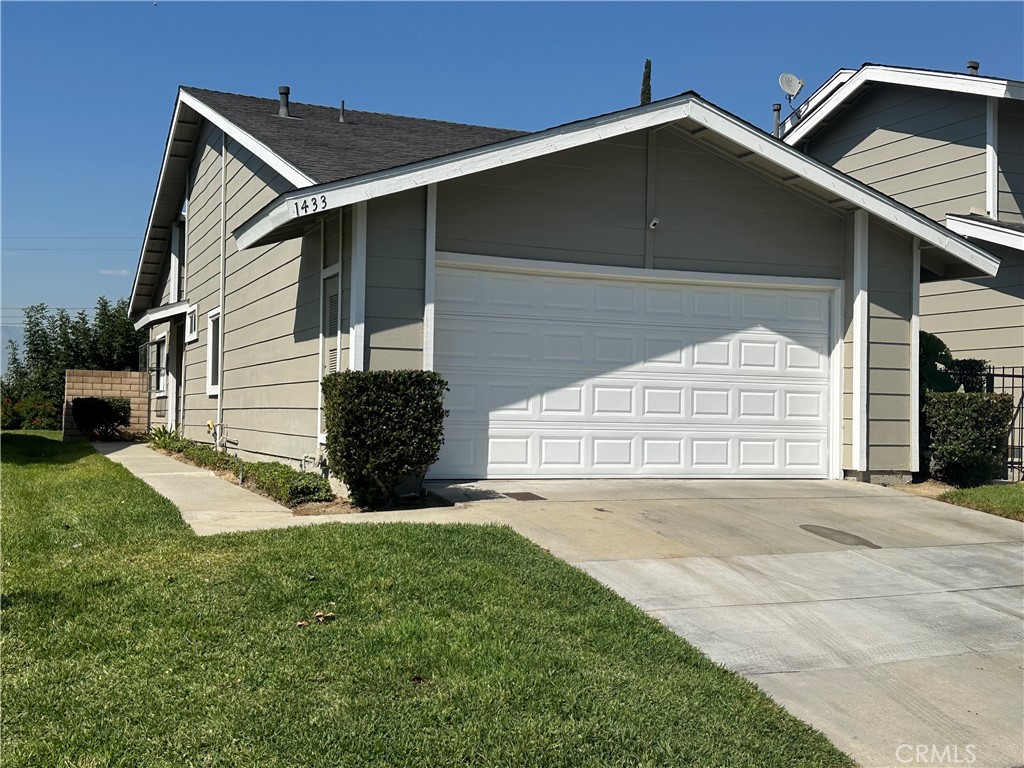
[322,370,448,509]
[145,432,333,507]
[240,462,334,506]
[71,396,131,439]
[924,391,1015,487]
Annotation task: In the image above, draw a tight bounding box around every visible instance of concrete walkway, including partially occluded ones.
[93,442,344,535]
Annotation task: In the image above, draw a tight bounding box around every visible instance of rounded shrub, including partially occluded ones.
[322,370,448,509]
[924,391,1015,487]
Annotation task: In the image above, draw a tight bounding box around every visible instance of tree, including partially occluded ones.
[1,297,146,429]
[640,59,652,105]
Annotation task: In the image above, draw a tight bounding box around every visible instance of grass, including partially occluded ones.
[939,483,1024,522]
[1,431,854,767]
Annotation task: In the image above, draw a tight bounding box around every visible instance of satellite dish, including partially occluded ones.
[779,73,804,100]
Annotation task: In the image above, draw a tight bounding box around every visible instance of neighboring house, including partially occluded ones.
[130,85,999,483]
[781,63,1024,367]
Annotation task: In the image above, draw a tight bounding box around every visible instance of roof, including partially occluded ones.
[945,213,1024,252]
[781,63,1024,146]
[180,87,527,185]
[131,84,1004,318]
[231,91,1000,282]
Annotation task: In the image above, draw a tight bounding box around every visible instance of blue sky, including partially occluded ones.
[2,1,1022,351]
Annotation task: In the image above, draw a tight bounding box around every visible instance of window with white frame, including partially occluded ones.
[146,335,167,395]
[185,306,198,343]
[206,308,221,396]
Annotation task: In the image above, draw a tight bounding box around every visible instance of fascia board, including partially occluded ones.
[780,68,856,136]
[946,216,1024,252]
[684,101,1001,277]
[178,91,314,187]
[132,300,190,331]
[784,66,1024,146]
[130,89,316,319]
[129,96,183,318]
[234,97,698,250]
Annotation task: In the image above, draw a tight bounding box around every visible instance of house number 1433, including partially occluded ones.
[294,195,328,216]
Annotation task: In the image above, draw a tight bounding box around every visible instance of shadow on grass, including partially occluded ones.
[0,432,94,466]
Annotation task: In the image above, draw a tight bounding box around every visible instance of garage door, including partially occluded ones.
[431,265,833,479]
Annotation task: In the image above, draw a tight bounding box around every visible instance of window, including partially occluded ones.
[206,308,221,396]
[185,306,198,343]
[146,335,167,395]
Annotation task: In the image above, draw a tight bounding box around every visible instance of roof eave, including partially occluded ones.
[234,92,703,250]
[782,65,1024,145]
[235,94,999,279]
[129,88,317,319]
[946,215,1024,252]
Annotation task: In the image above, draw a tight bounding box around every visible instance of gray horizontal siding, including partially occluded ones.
[805,85,987,225]
[921,246,1023,367]
[365,190,425,370]
[998,99,1024,223]
[867,219,914,472]
[436,133,647,268]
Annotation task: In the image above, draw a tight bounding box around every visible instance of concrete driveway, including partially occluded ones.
[421,479,1024,768]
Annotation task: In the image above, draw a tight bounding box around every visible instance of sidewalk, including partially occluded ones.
[93,442,345,536]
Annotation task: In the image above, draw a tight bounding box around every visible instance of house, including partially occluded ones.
[781,63,1024,367]
[129,85,1001,483]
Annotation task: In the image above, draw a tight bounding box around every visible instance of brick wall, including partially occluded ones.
[63,370,149,441]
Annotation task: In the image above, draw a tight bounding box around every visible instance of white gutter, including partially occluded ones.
[946,215,1024,252]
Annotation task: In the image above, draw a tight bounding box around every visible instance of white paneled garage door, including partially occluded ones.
[431,264,834,479]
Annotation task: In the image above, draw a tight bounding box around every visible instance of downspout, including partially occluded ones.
[216,130,227,447]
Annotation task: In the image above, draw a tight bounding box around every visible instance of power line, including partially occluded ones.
[2,236,139,240]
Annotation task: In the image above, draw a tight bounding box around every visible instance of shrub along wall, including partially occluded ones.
[924,392,1015,487]
[63,370,148,440]
[322,370,448,509]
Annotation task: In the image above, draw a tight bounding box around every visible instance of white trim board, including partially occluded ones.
[423,184,438,372]
[130,89,314,319]
[133,300,190,331]
[911,238,921,474]
[783,65,1024,144]
[436,251,845,480]
[945,216,1024,251]
[178,90,314,188]
[852,211,869,473]
[349,202,367,372]
[437,251,843,291]
[233,95,999,279]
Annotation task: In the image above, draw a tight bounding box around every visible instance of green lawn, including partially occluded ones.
[940,483,1024,522]
[1,431,853,767]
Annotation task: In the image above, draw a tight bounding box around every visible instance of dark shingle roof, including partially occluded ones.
[181,87,529,185]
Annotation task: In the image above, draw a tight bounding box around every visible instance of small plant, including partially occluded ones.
[322,370,448,509]
[924,391,1014,487]
[71,396,131,439]
[146,426,190,453]
[241,462,333,506]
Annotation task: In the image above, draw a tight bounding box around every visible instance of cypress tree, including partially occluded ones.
[640,59,652,105]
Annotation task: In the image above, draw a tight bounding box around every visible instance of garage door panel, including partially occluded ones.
[436,316,827,378]
[444,371,827,426]
[432,266,833,479]
[438,427,828,477]
[437,269,829,334]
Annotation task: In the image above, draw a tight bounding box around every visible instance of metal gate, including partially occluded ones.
[987,366,1024,481]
